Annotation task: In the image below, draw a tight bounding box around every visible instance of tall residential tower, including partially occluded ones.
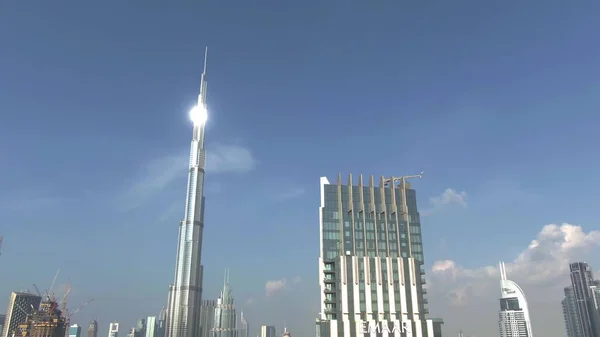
[166,48,210,337]
[88,320,98,337]
[567,262,600,337]
[316,174,443,337]
[564,286,583,337]
[212,270,237,337]
[238,311,248,337]
[200,300,217,337]
[498,262,532,337]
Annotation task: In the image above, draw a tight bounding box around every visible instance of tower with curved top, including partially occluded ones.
[498,262,533,337]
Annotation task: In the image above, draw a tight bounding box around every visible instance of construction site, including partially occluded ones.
[2,269,94,337]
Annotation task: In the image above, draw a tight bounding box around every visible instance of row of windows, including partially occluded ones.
[325,210,421,223]
[323,186,418,204]
[323,220,422,234]
[323,231,421,244]
[323,250,423,260]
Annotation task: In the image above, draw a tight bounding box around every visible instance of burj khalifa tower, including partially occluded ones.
[166,48,210,337]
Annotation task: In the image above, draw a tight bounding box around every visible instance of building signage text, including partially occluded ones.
[360,321,411,336]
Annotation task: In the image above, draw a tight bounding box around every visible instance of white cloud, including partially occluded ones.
[431,223,600,303]
[265,279,287,296]
[428,223,600,336]
[206,144,257,173]
[265,276,301,296]
[120,144,256,209]
[421,188,467,216]
[121,153,187,209]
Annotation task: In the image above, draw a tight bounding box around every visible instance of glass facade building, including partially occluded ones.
[212,271,237,337]
[1,292,42,337]
[317,174,442,337]
[567,262,600,337]
[70,325,83,337]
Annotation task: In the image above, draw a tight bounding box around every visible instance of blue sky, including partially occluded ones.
[1,1,600,337]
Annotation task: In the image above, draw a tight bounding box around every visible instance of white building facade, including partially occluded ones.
[317,175,443,337]
[498,262,532,337]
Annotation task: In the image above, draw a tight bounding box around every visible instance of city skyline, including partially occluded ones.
[2,1,600,337]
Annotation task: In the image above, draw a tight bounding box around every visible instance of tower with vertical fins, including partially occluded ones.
[166,47,210,337]
[212,269,238,337]
[316,174,443,337]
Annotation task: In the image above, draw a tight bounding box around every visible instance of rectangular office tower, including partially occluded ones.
[316,174,443,337]
[1,292,42,337]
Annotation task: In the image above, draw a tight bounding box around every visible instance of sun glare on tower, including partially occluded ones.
[190,105,207,125]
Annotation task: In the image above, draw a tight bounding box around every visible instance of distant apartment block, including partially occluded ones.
[1,292,42,337]
[200,300,217,337]
[146,317,156,337]
[70,324,82,337]
[108,323,119,337]
[88,320,98,337]
[0,315,5,337]
[260,326,276,337]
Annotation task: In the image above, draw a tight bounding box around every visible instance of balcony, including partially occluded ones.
[324,278,335,283]
[422,288,427,294]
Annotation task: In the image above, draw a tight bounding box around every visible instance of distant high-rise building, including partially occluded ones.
[237,312,248,337]
[70,325,83,337]
[260,326,275,337]
[108,323,119,337]
[569,262,600,337]
[498,262,532,337]
[88,321,98,337]
[135,319,146,337]
[281,328,290,337]
[17,298,67,337]
[1,292,42,337]
[0,315,5,336]
[316,174,443,337]
[564,286,584,337]
[146,317,157,337]
[199,301,216,337]
[212,270,237,337]
[156,308,166,337]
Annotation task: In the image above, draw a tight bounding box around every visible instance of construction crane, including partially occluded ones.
[46,269,60,302]
[60,284,72,314]
[64,298,94,328]
[32,284,42,297]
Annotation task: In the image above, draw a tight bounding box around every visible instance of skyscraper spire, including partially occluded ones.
[166,47,210,337]
[212,271,237,337]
